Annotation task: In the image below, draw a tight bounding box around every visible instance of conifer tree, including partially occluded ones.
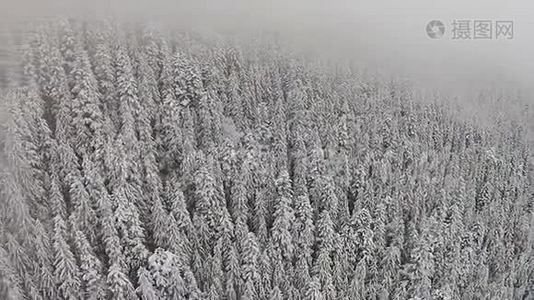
[304,276,324,300]
[271,170,295,261]
[50,176,81,300]
[241,232,261,300]
[69,45,104,156]
[73,229,107,300]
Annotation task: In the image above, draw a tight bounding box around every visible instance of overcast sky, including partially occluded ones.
[2,0,533,102]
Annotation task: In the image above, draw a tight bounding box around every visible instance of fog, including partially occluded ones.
[2,0,534,104]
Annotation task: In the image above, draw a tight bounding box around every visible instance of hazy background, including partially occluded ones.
[1,0,533,106]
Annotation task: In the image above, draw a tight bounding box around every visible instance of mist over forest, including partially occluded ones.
[2,0,534,124]
[0,1,533,300]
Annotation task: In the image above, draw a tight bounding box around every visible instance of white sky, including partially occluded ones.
[1,0,534,101]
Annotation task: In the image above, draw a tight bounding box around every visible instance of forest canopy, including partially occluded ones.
[0,19,533,300]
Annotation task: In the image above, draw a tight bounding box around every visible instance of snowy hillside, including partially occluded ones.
[0,19,533,300]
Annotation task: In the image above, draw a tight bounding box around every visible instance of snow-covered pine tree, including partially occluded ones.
[50,177,81,300]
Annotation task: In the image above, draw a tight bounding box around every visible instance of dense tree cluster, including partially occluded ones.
[0,19,533,299]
